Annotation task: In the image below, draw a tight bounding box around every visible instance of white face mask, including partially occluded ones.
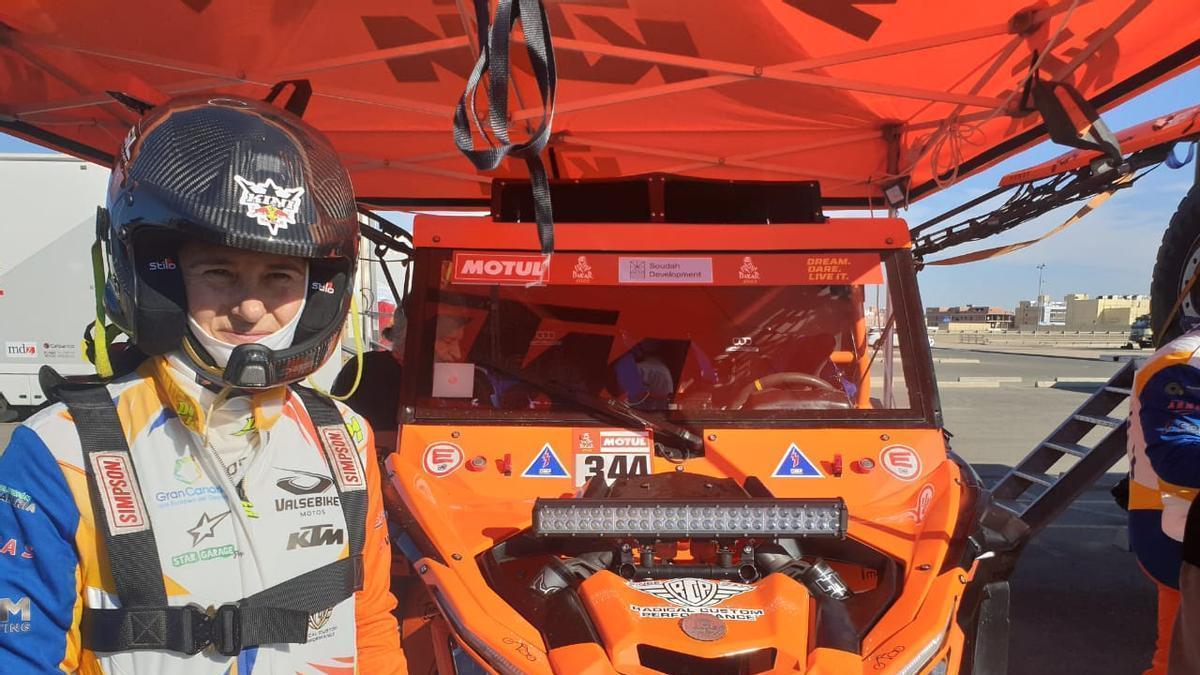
[185,268,310,368]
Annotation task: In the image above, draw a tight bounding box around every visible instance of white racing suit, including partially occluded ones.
[0,354,403,673]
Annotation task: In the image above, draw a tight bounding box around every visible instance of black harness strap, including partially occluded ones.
[291,385,368,558]
[57,385,169,608]
[61,382,367,656]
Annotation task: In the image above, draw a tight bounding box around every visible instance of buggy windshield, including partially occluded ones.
[406,250,932,424]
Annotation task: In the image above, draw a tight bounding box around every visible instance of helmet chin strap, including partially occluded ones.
[186,300,306,370]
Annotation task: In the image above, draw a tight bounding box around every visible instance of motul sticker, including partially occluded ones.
[423,442,464,477]
[90,452,149,534]
[772,444,823,478]
[574,429,652,453]
[233,175,305,237]
[452,252,548,285]
[319,427,366,492]
[880,445,922,481]
[522,443,570,479]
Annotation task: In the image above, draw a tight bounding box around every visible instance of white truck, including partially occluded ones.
[0,154,108,419]
[0,153,384,421]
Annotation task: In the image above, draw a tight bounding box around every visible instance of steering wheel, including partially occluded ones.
[730,372,840,408]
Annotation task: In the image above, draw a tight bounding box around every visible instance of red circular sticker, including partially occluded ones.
[879,445,922,481]
[422,442,464,477]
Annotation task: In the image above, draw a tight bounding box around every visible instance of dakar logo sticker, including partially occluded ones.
[738,256,761,282]
[233,175,305,236]
[572,256,594,282]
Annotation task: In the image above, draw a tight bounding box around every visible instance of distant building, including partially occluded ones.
[925,305,1015,330]
[1016,295,1066,329]
[1015,294,1149,331]
[1065,294,1150,331]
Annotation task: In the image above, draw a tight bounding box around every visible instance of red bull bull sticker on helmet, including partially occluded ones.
[233,175,305,236]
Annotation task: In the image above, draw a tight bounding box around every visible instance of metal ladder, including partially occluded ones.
[990,359,1138,533]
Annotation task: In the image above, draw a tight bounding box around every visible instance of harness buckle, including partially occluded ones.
[179,603,241,656]
[179,604,212,655]
[211,603,242,657]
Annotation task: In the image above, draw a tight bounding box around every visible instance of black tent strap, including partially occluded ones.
[453,0,557,253]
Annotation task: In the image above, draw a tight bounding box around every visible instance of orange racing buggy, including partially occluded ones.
[383,177,1023,674]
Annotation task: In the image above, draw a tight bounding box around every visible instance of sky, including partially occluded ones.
[3,67,1198,311]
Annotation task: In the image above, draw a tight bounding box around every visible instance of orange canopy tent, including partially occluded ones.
[1,0,1197,209]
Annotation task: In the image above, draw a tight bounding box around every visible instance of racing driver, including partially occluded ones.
[1129,326,1200,675]
[0,95,403,672]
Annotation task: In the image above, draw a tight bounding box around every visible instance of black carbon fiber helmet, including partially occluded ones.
[102,94,359,389]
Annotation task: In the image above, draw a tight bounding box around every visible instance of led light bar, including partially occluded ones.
[532,498,847,538]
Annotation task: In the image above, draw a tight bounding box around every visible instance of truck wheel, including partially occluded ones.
[1151,184,1200,346]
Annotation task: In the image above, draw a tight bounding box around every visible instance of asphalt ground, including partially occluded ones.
[930,347,1153,675]
[0,347,1157,673]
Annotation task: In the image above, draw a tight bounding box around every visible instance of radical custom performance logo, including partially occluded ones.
[233,175,305,236]
[627,578,765,621]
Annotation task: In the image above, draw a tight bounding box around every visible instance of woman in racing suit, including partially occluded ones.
[0,95,403,673]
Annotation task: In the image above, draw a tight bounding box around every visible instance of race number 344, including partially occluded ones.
[575,453,650,488]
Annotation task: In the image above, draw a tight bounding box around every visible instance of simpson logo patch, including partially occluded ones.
[233,175,305,236]
[90,452,150,534]
[319,427,366,492]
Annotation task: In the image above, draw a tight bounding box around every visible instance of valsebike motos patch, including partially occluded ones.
[627,578,765,621]
[233,175,305,236]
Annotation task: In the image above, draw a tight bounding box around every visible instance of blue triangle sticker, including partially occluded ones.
[522,443,570,479]
[772,443,823,478]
